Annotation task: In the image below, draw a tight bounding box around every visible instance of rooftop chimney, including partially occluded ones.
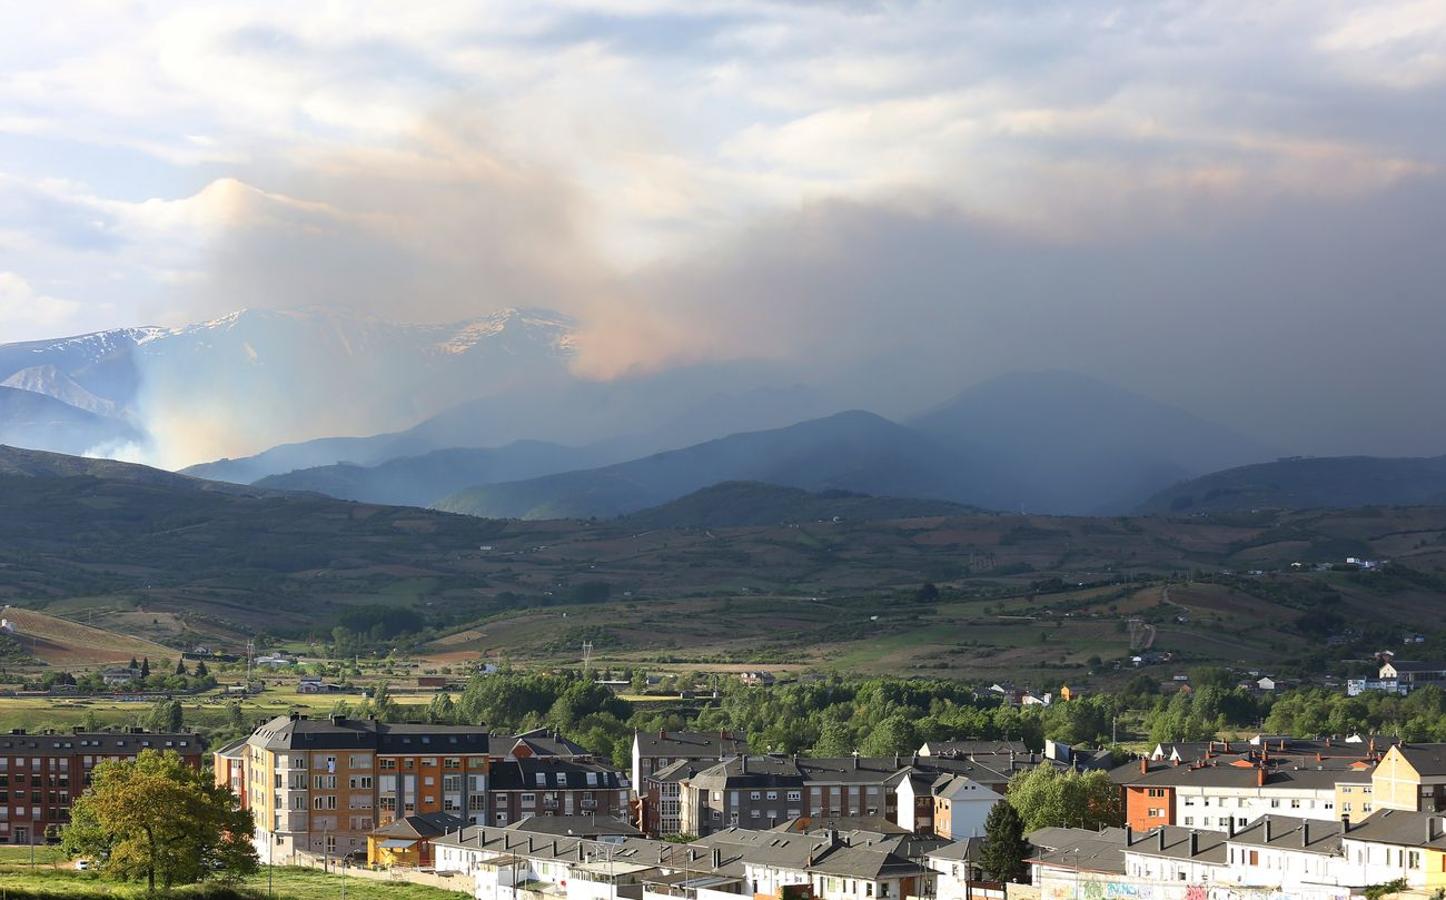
[741,756,748,774]
[331,715,346,726]
[1256,766,1267,787]
[1264,818,1272,843]
[1140,758,1148,775]
[1341,814,1352,834]
[711,848,721,869]
[1227,818,1236,838]
[1124,826,1134,847]
[1429,817,1438,843]
[1156,829,1166,852]
[1188,831,1199,857]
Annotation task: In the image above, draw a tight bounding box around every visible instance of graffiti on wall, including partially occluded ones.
[1042,874,1348,900]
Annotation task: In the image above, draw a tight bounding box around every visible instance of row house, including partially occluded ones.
[433,822,936,900]
[0,727,202,844]
[1118,752,1375,832]
[1030,811,1446,899]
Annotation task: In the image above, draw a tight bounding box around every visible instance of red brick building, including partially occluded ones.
[0,727,203,844]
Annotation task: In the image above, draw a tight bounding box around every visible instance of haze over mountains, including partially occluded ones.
[5,305,1446,517]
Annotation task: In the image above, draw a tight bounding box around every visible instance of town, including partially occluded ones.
[9,668,1446,900]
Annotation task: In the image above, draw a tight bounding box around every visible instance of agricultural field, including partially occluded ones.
[0,607,174,668]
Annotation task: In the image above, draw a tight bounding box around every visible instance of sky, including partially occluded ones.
[1,1,1444,455]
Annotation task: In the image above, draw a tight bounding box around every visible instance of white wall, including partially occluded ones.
[1173,787,1337,831]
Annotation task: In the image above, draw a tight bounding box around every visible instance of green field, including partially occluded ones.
[0,687,436,735]
[0,863,464,899]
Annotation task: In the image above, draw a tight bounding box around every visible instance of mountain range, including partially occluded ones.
[0,306,1375,516]
[0,307,581,467]
[430,373,1275,518]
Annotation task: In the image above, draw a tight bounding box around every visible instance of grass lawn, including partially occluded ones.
[0,865,467,899]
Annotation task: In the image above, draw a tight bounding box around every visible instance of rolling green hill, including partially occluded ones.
[623,481,976,528]
[6,446,1446,682]
[1139,455,1446,513]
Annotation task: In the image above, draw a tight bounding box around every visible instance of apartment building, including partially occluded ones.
[679,755,899,835]
[669,748,1084,838]
[640,759,700,837]
[631,730,748,793]
[230,714,633,859]
[485,757,630,826]
[242,714,491,858]
[213,736,248,807]
[0,726,203,844]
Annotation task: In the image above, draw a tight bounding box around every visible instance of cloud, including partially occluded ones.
[2,1,1446,458]
[0,272,85,341]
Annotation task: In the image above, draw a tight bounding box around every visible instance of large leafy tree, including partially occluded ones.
[979,800,1029,883]
[1004,766,1123,832]
[62,749,257,891]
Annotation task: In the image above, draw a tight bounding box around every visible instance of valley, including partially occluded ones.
[3,446,1445,690]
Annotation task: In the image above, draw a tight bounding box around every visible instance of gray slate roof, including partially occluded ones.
[1228,815,1343,856]
[248,714,491,753]
[0,728,201,756]
[635,730,748,759]
[1396,743,1446,777]
[1343,809,1446,850]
